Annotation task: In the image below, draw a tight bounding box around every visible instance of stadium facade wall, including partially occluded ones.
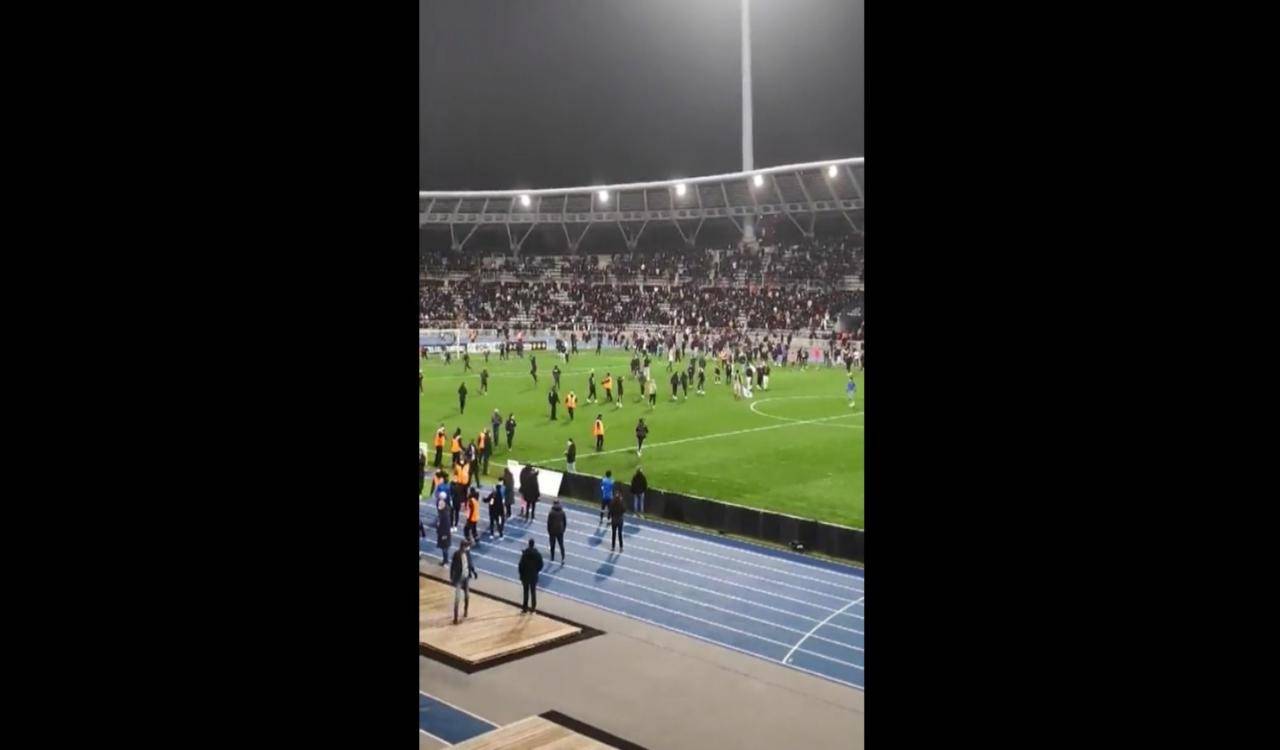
[554,471,864,563]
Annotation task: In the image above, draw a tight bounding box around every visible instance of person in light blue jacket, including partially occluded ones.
[599,470,615,525]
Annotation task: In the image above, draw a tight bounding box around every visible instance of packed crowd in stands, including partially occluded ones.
[419,235,864,338]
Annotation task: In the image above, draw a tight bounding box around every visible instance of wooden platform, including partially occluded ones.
[419,575,583,667]
[452,716,618,750]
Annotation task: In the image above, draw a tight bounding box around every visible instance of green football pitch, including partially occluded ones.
[420,350,864,528]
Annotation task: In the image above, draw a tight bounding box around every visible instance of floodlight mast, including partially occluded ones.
[741,0,756,247]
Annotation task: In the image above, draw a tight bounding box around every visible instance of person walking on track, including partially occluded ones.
[450,539,479,624]
[609,489,627,552]
[502,465,516,518]
[599,470,615,525]
[464,487,481,543]
[435,493,451,566]
[518,538,543,613]
[547,499,567,563]
[486,484,506,539]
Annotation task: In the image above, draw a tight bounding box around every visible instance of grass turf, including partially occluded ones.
[420,350,863,528]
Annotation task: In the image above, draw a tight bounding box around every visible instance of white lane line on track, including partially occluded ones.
[427,501,860,614]
[461,541,864,654]
[444,529,864,645]
[456,544,864,672]
[552,502,865,593]
[749,397,863,430]
[783,596,865,664]
[425,562,864,691]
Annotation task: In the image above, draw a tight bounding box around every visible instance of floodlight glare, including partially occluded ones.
[675,183,687,197]
[827,165,839,178]
[597,190,609,202]
[520,194,531,207]
[753,174,764,187]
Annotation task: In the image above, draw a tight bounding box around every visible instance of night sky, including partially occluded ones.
[420,0,863,191]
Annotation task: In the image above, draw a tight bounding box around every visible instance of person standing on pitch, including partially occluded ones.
[547,387,558,420]
[565,438,577,473]
[615,374,624,409]
[593,414,605,452]
[630,466,647,517]
[433,425,446,468]
[603,372,613,403]
[505,412,517,450]
[599,470,615,525]
[479,429,491,476]
[635,418,648,457]
[596,331,603,355]
[419,370,423,394]
[547,499,567,563]
[565,390,577,421]
[479,367,489,395]
[451,428,463,466]
[669,371,679,401]
[463,351,472,372]
[530,354,538,385]
[647,377,658,408]
[608,489,627,553]
[696,366,706,395]
[457,381,467,414]
[491,409,503,450]
[450,539,479,624]
[679,369,689,399]
[518,538,543,613]
[552,364,561,391]
[587,370,597,403]
[435,493,452,566]
[847,376,857,408]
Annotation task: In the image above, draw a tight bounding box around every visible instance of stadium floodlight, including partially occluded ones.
[597,189,609,203]
[753,174,764,187]
[675,183,687,197]
[520,194,531,207]
[827,164,839,178]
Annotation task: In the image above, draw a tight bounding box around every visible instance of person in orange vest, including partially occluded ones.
[450,429,463,466]
[565,391,577,421]
[602,373,614,403]
[432,425,446,468]
[592,415,605,452]
[464,487,481,543]
[451,458,471,530]
[477,429,491,476]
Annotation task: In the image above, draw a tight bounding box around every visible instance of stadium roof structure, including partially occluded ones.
[419,157,864,253]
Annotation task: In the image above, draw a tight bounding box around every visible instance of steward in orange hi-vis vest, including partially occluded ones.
[432,427,446,468]
[593,416,605,451]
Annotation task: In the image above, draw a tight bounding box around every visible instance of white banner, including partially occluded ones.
[506,460,565,498]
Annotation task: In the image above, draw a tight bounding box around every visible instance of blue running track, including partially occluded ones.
[418,691,496,744]
[420,490,865,690]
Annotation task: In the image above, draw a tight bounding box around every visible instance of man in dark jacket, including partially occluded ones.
[434,494,452,566]
[458,381,467,414]
[502,467,516,518]
[486,485,506,539]
[631,466,648,517]
[548,387,558,420]
[418,449,426,497]
[518,538,544,613]
[450,539,479,624]
[520,465,541,520]
[547,500,568,562]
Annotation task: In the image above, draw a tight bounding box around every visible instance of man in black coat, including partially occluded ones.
[630,466,648,517]
[546,500,567,562]
[457,382,467,414]
[518,538,544,613]
[548,388,558,420]
[520,465,541,520]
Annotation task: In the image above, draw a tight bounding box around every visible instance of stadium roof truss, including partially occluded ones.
[419,157,864,253]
